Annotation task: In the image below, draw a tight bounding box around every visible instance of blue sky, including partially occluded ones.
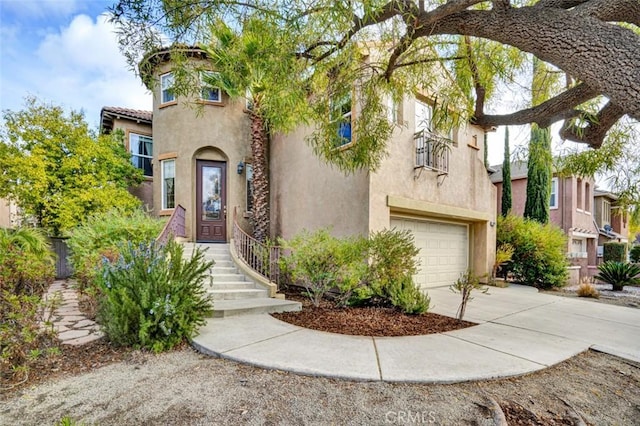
[0,0,151,129]
[0,0,532,164]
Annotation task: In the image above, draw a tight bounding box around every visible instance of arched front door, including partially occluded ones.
[196,160,227,242]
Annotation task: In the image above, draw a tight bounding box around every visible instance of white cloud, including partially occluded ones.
[2,13,151,127]
[1,0,82,19]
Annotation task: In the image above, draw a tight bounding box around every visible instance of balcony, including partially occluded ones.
[414,129,450,175]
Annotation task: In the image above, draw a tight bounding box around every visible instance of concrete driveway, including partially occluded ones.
[192,284,640,383]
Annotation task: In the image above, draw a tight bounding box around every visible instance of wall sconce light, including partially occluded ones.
[237,161,244,175]
[489,221,496,227]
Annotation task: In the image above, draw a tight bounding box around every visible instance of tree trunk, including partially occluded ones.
[249,101,270,243]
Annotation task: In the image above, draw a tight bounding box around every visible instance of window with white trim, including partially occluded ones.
[200,71,221,102]
[246,163,254,213]
[603,200,611,225]
[161,159,175,210]
[585,182,591,212]
[550,177,558,209]
[331,92,352,146]
[415,98,453,141]
[129,133,153,177]
[161,72,175,104]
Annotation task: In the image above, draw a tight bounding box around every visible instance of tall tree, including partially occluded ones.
[0,98,143,236]
[199,18,311,242]
[523,125,552,223]
[501,127,512,217]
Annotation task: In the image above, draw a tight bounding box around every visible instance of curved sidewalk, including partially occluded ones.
[192,285,640,383]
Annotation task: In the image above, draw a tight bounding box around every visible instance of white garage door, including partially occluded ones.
[391,218,469,289]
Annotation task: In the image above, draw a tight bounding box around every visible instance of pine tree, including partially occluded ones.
[523,125,552,223]
[501,127,512,216]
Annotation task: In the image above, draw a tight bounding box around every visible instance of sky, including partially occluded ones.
[0,0,152,129]
[0,0,546,165]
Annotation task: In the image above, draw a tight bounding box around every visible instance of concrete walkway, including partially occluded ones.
[43,280,104,345]
[192,284,640,383]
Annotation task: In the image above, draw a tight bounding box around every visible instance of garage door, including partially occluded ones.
[391,218,469,289]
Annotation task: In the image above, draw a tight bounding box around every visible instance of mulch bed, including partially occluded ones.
[272,288,475,337]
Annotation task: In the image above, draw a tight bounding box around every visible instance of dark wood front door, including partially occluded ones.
[196,160,227,242]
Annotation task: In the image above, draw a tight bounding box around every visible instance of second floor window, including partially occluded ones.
[129,133,153,177]
[550,178,558,209]
[201,71,221,102]
[161,72,175,104]
[603,200,611,225]
[331,92,352,146]
[415,99,432,133]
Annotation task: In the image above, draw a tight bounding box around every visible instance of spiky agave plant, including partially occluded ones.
[594,261,640,291]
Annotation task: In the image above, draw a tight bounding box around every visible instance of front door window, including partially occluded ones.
[202,166,222,220]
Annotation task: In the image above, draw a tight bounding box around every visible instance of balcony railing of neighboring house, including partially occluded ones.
[414,129,450,175]
[232,207,283,287]
[156,204,186,245]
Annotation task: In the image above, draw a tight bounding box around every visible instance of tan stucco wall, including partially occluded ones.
[369,99,497,278]
[270,127,370,239]
[150,61,252,241]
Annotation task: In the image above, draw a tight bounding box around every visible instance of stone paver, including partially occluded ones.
[42,280,104,345]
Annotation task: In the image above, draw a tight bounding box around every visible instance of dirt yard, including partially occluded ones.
[1,343,639,425]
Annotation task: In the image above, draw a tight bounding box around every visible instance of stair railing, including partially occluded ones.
[156,204,187,245]
[232,207,283,286]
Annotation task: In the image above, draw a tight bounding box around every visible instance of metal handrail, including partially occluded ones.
[232,207,283,286]
[156,204,186,244]
[414,129,450,174]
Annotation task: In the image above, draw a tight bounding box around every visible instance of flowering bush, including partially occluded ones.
[97,240,213,352]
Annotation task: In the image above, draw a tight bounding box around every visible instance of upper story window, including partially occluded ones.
[386,95,401,125]
[161,72,175,104]
[129,133,153,177]
[584,182,591,212]
[550,177,558,209]
[200,71,222,102]
[576,178,583,211]
[331,92,352,146]
[603,200,611,225]
[415,99,432,133]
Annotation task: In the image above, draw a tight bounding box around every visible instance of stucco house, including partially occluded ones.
[490,162,599,279]
[102,47,497,290]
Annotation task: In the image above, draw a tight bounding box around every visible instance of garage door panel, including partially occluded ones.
[391,217,469,289]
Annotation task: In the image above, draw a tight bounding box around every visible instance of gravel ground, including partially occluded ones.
[2,347,639,425]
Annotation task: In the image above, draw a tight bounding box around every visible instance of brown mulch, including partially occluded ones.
[272,288,475,336]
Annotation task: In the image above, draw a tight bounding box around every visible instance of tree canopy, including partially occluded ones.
[111,0,639,189]
[0,98,143,236]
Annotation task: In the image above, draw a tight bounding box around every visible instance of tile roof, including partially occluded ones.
[101,106,152,123]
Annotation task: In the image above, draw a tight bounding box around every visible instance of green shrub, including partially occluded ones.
[279,229,368,307]
[97,240,213,352]
[68,208,165,291]
[594,261,640,291]
[280,228,429,314]
[497,215,568,289]
[0,227,58,384]
[629,245,640,263]
[603,242,627,263]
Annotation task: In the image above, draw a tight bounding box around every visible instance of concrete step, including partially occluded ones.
[210,282,257,290]
[211,273,247,282]
[208,288,269,300]
[211,266,239,274]
[210,298,302,318]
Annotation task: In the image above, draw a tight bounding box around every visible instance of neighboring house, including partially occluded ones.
[593,189,629,255]
[105,47,497,290]
[100,107,154,209]
[0,198,19,228]
[490,162,599,279]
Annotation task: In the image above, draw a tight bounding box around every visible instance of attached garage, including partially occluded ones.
[391,217,469,289]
